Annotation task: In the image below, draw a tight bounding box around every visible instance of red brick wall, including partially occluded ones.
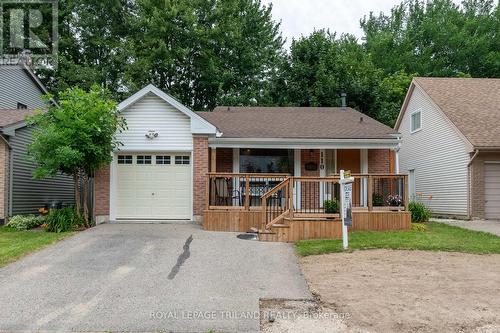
[215,148,233,172]
[368,149,391,174]
[193,136,209,217]
[94,165,110,216]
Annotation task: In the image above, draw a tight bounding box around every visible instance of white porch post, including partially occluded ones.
[394,147,400,174]
[294,149,301,210]
[233,148,240,205]
[319,149,326,205]
[360,149,368,207]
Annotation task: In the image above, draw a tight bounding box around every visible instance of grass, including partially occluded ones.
[0,227,74,267]
[296,222,500,256]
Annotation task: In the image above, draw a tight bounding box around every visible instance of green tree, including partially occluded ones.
[125,0,283,110]
[273,30,382,117]
[27,85,126,226]
[361,0,499,77]
[374,70,414,127]
[39,0,135,99]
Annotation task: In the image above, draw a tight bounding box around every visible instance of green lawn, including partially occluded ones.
[0,227,74,267]
[296,222,500,256]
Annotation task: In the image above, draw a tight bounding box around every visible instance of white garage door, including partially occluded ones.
[485,162,500,220]
[116,153,191,219]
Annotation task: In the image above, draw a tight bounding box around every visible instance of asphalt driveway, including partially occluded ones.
[0,223,311,332]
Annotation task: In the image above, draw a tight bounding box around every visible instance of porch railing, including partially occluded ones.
[206,173,290,210]
[261,177,341,230]
[329,174,409,211]
[206,173,409,231]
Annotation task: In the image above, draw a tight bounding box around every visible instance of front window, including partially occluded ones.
[239,149,294,174]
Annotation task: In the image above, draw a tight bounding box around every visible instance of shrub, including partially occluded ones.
[373,193,384,206]
[411,223,428,232]
[45,207,84,233]
[6,215,43,230]
[409,201,432,223]
[323,200,340,214]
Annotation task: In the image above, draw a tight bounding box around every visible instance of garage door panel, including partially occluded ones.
[116,153,191,219]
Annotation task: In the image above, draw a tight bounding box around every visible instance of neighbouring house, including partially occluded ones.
[94,84,411,241]
[0,64,74,224]
[395,77,500,220]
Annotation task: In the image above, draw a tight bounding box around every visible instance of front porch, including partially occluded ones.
[203,148,411,242]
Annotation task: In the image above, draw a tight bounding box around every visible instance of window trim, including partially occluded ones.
[156,155,171,165]
[117,155,133,165]
[175,155,190,165]
[136,155,152,165]
[410,110,422,134]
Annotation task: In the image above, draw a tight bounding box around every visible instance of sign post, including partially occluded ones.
[339,170,354,250]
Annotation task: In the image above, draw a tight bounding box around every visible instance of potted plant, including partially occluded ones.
[373,193,384,206]
[323,199,340,217]
[387,195,403,209]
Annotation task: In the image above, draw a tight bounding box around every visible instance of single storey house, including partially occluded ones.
[0,63,74,224]
[395,77,500,220]
[93,84,411,239]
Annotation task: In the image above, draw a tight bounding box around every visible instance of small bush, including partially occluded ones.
[45,207,84,233]
[6,215,43,230]
[411,223,428,232]
[373,193,384,206]
[409,201,432,223]
[323,199,340,214]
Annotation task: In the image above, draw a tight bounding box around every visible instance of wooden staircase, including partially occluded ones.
[258,177,342,242]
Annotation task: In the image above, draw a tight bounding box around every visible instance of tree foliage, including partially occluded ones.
[27,86,126,226]
[34,0,499,127]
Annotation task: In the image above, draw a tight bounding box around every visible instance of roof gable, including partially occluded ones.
[118,84,217,135]
[396,77,500,149]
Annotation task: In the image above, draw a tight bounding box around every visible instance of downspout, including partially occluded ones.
[467,149,480,219]
[0,134,13,221]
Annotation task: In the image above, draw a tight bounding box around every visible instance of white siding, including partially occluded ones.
[398,86,470,216]
[116,93,193,152]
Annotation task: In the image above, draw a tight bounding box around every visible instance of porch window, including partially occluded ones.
[239,149,294,174]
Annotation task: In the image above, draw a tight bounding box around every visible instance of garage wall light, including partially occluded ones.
[145,130,159,139]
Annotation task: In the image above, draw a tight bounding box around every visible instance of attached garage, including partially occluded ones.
[484,162,500,220]
[115,154,191,219]
[100,84,216,222]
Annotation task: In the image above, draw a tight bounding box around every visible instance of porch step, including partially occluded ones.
[284,217,335,222]
[271,223,290,228]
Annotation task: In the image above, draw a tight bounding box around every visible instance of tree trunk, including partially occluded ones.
[74,172,81,218]
[82,174,90,228]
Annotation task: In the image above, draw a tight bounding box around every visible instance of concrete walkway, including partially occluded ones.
[433,218,500,236]
[0,223,311,332]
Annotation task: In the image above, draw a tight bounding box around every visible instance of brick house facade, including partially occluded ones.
[93,85,401,223]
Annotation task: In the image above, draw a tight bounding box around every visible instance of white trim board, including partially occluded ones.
[118,84,217,135]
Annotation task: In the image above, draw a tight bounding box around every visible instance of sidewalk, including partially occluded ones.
[433,218,500,236]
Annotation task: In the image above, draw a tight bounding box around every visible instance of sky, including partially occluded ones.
[261,0,462,46]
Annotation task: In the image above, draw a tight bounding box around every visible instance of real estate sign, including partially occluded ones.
[340,170,355,249]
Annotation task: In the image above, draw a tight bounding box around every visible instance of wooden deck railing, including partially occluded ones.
[329,174,409,211]
[206,173,409,231]
[206,173,290,210]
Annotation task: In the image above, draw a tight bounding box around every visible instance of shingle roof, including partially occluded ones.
[0,109,36,128]
[413,77,500,148]
[198,107,399,139]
